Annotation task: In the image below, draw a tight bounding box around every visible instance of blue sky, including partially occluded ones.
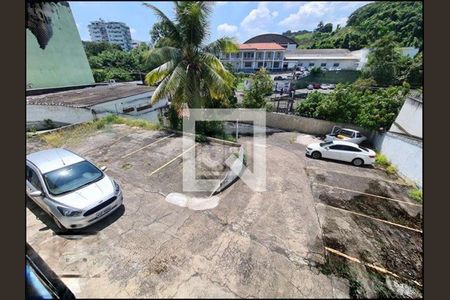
[70,1,371,44]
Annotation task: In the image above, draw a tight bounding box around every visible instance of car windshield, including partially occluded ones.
[338,130,354,138]
[320,141,333,147]
[43,161,104,196]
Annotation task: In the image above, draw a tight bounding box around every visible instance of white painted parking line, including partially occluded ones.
[314,183,422,207]
[317,202,423,233]
[148,144,196,177]
[305,166,411,186]
[325,247,422,287]
[121,133,175,159]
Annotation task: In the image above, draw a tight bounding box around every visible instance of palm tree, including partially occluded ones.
[143,1,238,109]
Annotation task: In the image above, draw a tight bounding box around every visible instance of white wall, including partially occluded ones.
[389,96,422,139]
[373,132,422,187]
[27,105,94,128]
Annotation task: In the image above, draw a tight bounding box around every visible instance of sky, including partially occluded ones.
[69,1,371,44]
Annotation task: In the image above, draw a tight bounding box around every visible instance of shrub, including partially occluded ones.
[374,153,390,168]
[386,165,397,175]
[408,188,422,203]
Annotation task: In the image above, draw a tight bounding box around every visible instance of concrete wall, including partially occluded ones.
[27,105,94,130]
[389,96,422,139]
[373,132,422,187]
[26,2,95,89]
[265,113,371,136]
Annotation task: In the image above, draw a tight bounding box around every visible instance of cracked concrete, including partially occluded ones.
[26,125,349,298]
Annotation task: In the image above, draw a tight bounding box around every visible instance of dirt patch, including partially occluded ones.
[317,192,422,230]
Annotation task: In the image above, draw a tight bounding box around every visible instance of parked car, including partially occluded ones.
[26,148,123,230]
[274,75,283,80]
[313,83,321,89]
[286,75,294,80]
[307,84,314,90]
[329,84,336,89]
[321,84,329,90]
[305,140,376,166]
[324,126,367,144]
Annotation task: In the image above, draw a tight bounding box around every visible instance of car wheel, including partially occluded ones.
[311,151,322,159]
[352,158,364,167]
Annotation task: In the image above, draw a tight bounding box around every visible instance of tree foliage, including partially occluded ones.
[294,83,409,130]
[142,1,238,109]
[283,2,422,51]
[362,35,422,88]
[84,41,153,83]
[242,68,273,109]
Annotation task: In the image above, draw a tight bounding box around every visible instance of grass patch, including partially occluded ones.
[375,153,398,176]
[374,153,390,168]
[408,187,422,203]
[40,114,159,147]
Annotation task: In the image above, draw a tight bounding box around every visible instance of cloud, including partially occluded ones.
[278,1,368,30]
[130,28,137,34]
[217,23,238,35]
[215,1,227,6]
[240,2,279,36]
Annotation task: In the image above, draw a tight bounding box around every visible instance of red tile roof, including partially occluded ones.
[238,43,285,50]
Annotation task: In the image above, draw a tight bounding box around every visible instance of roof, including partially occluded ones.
[244,34,298,46]
[27,148,85,174]
[284,49,359,60]
[239,43,285,51]
[329,140,360,146]
[26,82,155,108]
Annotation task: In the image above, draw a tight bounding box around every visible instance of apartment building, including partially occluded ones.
[220,43,286,71]
[88,19,132,51]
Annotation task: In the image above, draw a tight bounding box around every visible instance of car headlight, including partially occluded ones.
[113,180,120,193]
[57,206,82,217]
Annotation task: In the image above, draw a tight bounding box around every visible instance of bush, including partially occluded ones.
[374,153,390,168]
[166,105,181,130]
[386,165,397,175]
[293,84,407,130]
[265,102,274,112]
[408,187,422,203]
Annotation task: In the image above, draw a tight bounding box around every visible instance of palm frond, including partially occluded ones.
[143,3,181,42]
[145,60,176,86]
[203,37,239,56]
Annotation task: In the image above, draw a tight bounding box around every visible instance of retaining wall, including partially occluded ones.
[265,112,372,137]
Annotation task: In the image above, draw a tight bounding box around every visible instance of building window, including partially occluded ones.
[273,62,280,68]
[257,62,264,67]
[298,63,303,67]
[309,63,315,67]
[333,63,340,67]
[256,52,263,60]
[321,63,327,67]
[243,52,254,59]
[244,62,252,68]
[275,52,282,60]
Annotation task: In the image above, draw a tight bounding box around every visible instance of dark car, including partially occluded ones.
[274,75,283,80]
[313,83,321,89]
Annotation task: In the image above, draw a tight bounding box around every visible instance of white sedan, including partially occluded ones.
[305,140,376,166]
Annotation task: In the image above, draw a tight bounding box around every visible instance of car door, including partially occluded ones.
[326,145,354,162]
[26,164,50,213]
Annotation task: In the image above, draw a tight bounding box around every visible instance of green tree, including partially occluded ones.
[83,41,122,56]
[363,35,402,86]
[242,68,273,108]
[143,2,238,110]
[150,20,177,48]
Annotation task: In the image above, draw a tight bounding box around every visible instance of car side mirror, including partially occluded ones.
[100,166,107,172]
[29,190,42,197]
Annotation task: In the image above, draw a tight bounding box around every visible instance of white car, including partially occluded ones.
[26,148,123,230]
[324,126,367,144]
[305,140,376,166]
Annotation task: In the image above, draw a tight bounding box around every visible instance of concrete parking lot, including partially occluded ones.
[26,124,422,298]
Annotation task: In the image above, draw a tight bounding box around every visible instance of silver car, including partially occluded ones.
[26,148,123,230]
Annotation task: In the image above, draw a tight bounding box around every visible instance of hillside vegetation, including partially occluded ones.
[283,2,423,51]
